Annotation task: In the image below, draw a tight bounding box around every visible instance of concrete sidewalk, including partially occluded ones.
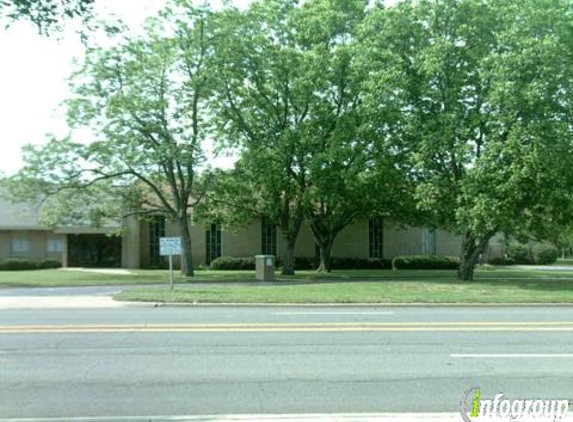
[0,413,464,422]
[0,295,127,309]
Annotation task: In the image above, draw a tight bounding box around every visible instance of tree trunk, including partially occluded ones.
[316,238,334,272]
[178,214,194,277]
[282,239,296,275]
[458,253,477,281]
[458,231,495,281]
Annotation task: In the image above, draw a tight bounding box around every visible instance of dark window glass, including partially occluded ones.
[205,223,222,265]
[261,216,277,256]
[369,218,383,259]
[148,216,166,268]
[68,234,121,268]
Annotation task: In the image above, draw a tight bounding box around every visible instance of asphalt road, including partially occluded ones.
[1,302,573,419]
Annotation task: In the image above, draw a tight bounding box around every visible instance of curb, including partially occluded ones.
[123,301,573,308]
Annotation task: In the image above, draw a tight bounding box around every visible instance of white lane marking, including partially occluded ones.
[271,311,395,315]
[451,353,573,358]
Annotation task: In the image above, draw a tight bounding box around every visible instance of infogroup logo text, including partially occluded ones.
[460,387,570,422]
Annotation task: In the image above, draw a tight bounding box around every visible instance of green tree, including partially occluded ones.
[5,4,218,276]
[1,0,95,34]
[214,0,405,274]
[363,0,573,280]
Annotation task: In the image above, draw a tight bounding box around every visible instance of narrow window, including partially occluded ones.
[369,218,383,258]
[148,216,166,267]
[205,223,222,265]
[421,228,437,255]
[261,216,277,256]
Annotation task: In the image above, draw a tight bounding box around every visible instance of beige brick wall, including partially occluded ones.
[0,232,10,259]
[383,224,422,258]
[332,220,369,258]
[222,221,261,258]
[0,230,65,262]
[276,223,315,258]
[122,217,141,269]
[130,217,466,268]
[436,230,462,257]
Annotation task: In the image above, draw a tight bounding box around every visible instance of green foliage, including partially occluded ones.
[1,0,94,34]
[0,259,38,271]
[293,257,316,271]
[209,0,412,274]
[487,257,515,266]
[531,243,559,265]
[6,4,221,276]
[361,0,573,280]
[0,259,61,271]
[506,243,532,265]
[208,256,389,271]
[38,259,63,269]
[392,255,460,270]
[330,257,389,270]
[210,256,255,271]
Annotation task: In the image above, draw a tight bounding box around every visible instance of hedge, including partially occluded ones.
[287,257,390,270]
[531,243,558,265]
[330,257,390,269]
[506,243,533,264]
[392,255,460,270]
[487,257,515,266]
[210,256,255,270]
[0,259,62,271]
[209,256,390,270]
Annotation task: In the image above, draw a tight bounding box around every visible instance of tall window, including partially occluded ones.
[148,216,166,267]
[421,228,437,255]
[369,218,383,258]
[205,223,222,265]
[261,216,277,256]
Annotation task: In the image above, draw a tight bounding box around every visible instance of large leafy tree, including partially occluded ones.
[363,0,573,280]
[214,0,407,274]
[5,3,218,276]
[1,0,95,34]
[213,0,319,275]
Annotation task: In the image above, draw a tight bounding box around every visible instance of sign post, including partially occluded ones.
[159,237,182,290]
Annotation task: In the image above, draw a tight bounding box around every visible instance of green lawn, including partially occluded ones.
[3,266,573,304]
[106,265,573,304]
[0,268,255,288]
[114,276,573,304]
[2,266,573,289]
[556,258,573,266]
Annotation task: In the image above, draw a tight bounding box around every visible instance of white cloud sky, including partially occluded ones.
[0,0,397,176]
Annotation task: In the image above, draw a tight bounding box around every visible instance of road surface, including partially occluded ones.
[0,293,572,420]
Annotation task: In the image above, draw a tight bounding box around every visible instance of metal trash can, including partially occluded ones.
[255,255,275,281]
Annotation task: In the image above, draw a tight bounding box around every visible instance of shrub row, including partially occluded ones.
[504,242,559,265]
[285,257,391,270]
[0,259,62,271]
[210,256,255,270]
[209,256,391,270]
[392,255,460,270]
[487,257,515,266]
[330,257,391,270]
[531,243,559,265]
